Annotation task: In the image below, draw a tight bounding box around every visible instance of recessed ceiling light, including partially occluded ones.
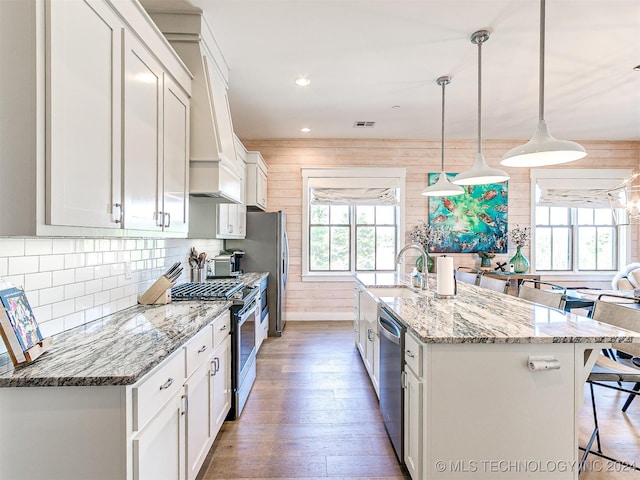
[634,65,640,71]
[300,127,311,133]
[295,77,311,87]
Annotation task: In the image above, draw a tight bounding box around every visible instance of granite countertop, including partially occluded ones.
[355,272,640,345]
[0,301,230,388]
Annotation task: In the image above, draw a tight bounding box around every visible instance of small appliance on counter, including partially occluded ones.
[208,250,244,278]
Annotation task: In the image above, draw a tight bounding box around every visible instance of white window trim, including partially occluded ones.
[530,168,632,277]
[302,167,406,282]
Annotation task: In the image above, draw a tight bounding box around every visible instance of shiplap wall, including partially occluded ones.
[243,138,640,321]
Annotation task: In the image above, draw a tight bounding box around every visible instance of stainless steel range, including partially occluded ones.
[171,281,259,419]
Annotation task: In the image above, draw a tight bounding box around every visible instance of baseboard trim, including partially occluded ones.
[285,311,353,321]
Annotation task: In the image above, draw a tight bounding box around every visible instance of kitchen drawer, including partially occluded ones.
[185,324,213,378]
[212,310,231,348]
[132,348,186,431]
[404,332,422,377]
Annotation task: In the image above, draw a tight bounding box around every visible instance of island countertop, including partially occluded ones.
[0,301,230,388]
[355,272,640,345]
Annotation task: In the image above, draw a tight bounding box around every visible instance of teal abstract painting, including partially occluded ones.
[427,173,508,253]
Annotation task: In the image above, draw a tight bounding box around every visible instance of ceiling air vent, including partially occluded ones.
[353,121,376,128]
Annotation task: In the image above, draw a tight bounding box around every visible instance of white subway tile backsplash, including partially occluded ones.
[64,282,85,299]
[0,236,223,345]
[64,312,85,331]
[97,239,111,252]
[75,294,94,311]
[0,238,25,256]
[25,238,53,255]
[85,279,103,295]
[38,317,64,338]
[39,254,65,272]
[102,251,117,264]
[53,269,75,286]
[52,239,75,254]
[39,286,65,305]
[53,299,75,318]
[24,272,52,291]
[75,266,94,282]
[64,253,86,269]
[75,238,95,253]
[8,256,39,275]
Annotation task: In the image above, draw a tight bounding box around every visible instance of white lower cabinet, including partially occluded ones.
[354,283,380,396]
[210,335,232,435]
[185,360,213,480]
[133,388,187,480]
[403,332,423,480]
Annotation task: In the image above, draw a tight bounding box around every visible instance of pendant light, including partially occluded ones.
[501,0,586,167]
[422,76,465,197]
[453,30,509,185]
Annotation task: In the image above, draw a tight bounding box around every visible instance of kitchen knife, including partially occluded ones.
[165,262,181,277]
[168,267,183,282]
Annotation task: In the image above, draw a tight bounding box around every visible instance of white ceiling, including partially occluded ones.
[142,0,640,142]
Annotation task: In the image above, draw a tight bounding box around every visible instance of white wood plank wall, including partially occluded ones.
[244,139,640,321]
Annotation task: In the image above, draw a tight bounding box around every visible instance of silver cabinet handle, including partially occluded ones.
[405,349,415,358]
[164,212,171,228]
[156,211,164,227]
[159,377,174,390]
[367,328,374,342]
[181,394,188,416]
[211,357,220,376]
[401,371,407,389]
[197,345,207,353]
[219,325,227,331]
[113,203,123,224]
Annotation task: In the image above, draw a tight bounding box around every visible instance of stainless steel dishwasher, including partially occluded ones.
[378,305,406,463]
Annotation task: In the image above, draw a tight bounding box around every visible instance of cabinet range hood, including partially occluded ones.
[149,10,242,203]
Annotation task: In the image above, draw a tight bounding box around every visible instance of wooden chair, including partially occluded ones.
[477,273,509,294]
[580,297,640,472]
[455,266,481,286]
[518,280,566,310]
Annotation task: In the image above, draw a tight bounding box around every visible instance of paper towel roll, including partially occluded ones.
[437,256,455,296]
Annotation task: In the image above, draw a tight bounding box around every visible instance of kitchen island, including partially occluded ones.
[355,273,640,480]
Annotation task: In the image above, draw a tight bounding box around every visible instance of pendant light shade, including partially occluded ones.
[422,76,465,197]
[500,0,586,167]
[453,30,509,186]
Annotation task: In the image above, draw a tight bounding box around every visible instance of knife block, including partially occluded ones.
[138,275,174,305]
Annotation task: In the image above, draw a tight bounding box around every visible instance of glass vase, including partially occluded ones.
[480,257,492,268]
[415,249,435,273]
[509,246,530,274]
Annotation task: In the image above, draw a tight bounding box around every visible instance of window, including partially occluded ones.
[302,168,405,280]
[531,169,631,274]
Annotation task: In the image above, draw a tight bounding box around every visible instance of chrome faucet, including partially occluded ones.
[395,243,428,290]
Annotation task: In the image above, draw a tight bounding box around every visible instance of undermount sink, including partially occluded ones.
[367,286,423,298]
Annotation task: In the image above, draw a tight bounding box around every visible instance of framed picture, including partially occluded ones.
[0,287,50,366]
[427,173,508,253]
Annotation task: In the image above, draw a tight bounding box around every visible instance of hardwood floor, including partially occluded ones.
[197,321,640,479]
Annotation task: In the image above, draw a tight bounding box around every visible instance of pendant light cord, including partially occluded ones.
[477,36,483,155]
[440,80,446,171]
[539,0,545,122]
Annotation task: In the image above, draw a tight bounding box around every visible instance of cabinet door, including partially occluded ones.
[216,204,231,237]
[123,32,163,231]
[162,76,190,234]
[47,0,123,228]
[237,204,246,237]
[133,389,186,480]
[404,367,423,480]
[186,361,212,480]
[256,168,268,209]
[210,335,231,437]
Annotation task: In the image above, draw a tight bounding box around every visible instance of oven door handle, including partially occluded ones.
[237,303,258,325]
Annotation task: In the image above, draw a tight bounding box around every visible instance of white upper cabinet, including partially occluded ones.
[46,0,123,229]
[245,151,268,211]
[0,0,191,236]
[122,33,190,234]
[147,11,242,203]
